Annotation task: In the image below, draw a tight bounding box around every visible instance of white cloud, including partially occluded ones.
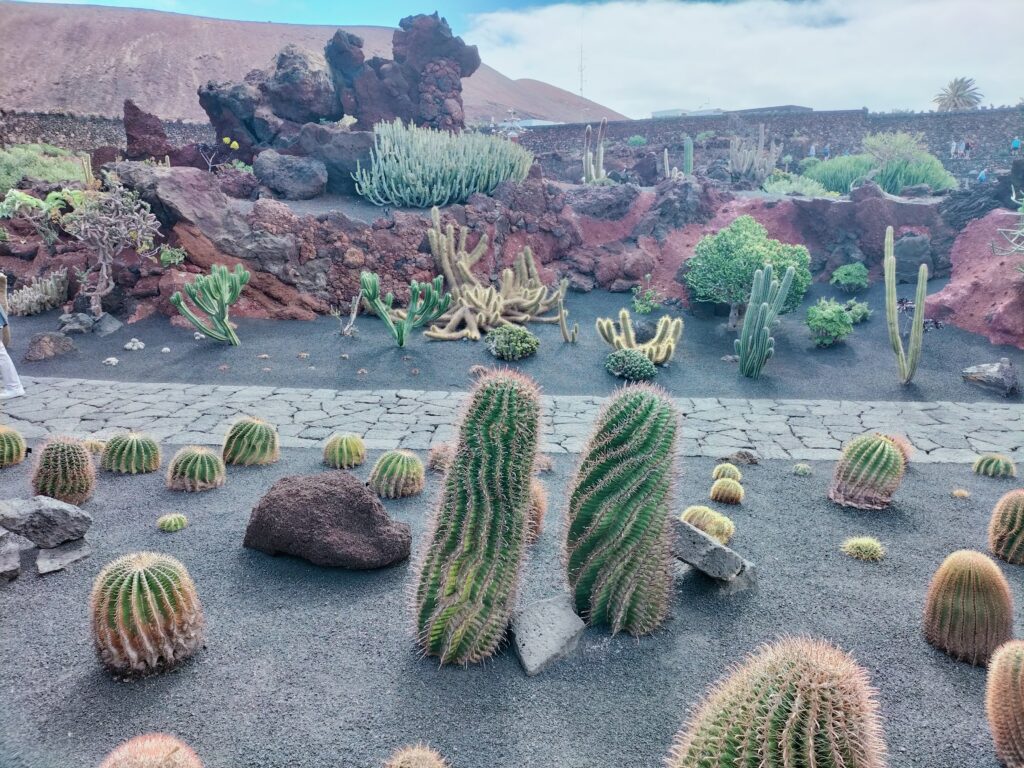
[465,0,1020,118]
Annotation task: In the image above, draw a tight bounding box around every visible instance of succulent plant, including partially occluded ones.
[485,324,540,360]
[322,433,365,469]
[841,536,885,562]
[222,417,279,466]
[83,438,107,455]
[681,505,735,545]
[565,384,678,636]
[986,640,1024,768]
[415,371,540,664]
[526,478,547,544]
[924,549,1013,665]
[793,462,812,476]
[384,744,448,768]
[427,442,454,472]
[100,433,161,474]
[369,449,425,498]
[709,477,744,505]
[605,348,657,382]
[885,434,914,463]
[667,637,887,768]
[157,513,189,533]
[99,733,204,768]
[31,436,95,504]
[829,433,905,509]
[974,453,1017,479]
[166,446,226,492]
[0,425,27,468]
[711,462,742,482]
[91,552,204,675]
[989,490,1024,564]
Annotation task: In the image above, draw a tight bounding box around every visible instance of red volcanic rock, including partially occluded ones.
[123,99,173,160]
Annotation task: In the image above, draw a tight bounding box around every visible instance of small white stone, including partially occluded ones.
[194,332,205,341]
[161,347,170,354]
[123,338,145,351]
[102,357,119,366]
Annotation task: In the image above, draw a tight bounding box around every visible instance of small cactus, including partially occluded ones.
[99,733,203,768]
[32,436,95,504]
[369,449,425,498]
[924,549,1013,665]
[886,434,914,463]
[526,478,547,544]
[989,490,1024,564]
[0,425,27,468]
[951,488,971,499]
[166,446,226,492]
[793,462,812,476]
[83,438,107,455]
[101,433,161,474]
[841,536,885,562]
[222,417,279,466]
[157,513,189,533]
[986,640,1024,768]
[829,433,905,509]
[322,433,365,469]
[974,453,1017,479]
[709,477,744,505]
[711,462,742,482]
[681,505,734,545]
[91,552,204,675]
[384,745,448,768]
[427,442,454,472]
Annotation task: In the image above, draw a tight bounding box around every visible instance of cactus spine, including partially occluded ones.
[415,371,540,664]
[681,505,735,545]
[829,433,906,509]
[0,425,27,468]
[884,225,927,384]
[157,513,189,533]
[170,263,250,346]
[222,417,279,466]
[32,436,95,504]
[975,453,1017,478]
[596,309,683,364]
[323,433,366,469]
[582,118,608,184]
[384,745,448,768]
[565,384,678,636]
[101,433,161,474]
[986,640,1024,768]
[360,271,451,347]
[734,264,794,379]
[709,477,744,504]
[682,135,694,174]
[166,446,226,492]
[990,490,1024,564]
[99,733,204,768]
[369,449,425,498]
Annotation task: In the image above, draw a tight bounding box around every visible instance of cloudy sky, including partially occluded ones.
[20,0,1020,118]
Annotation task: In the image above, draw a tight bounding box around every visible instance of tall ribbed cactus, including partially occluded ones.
[90,552,205,675]
[987,640,1024,768]
[101,433,161,474]
[924,549,1013,665]
[884,225,927,384]
[222,417,279,466]
[32,436,95,504]
[734,264,794,379]
[990,490,1024,564]
[829,433,906,509]
[682,135,694,174]
[583,118,609,184]
[414,370,540,664]
[0,425,27,468]
[99,733,204,768]
[170,263,250,346]
[360,271,450,348]
[667,637,887,768]
[565,384,678,636]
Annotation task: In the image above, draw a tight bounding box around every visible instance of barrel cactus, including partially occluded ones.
[526,478,547,544]
[924,549,1013,665]
[322,433,365,469]
[90,552,204,675]
[0,425,27,468]
[709,477,744,505]
[681,505,735,545]
[222,417,279,466]
[990,490,1024,564]
[667,637,887,768]
[157,513,189,533]
[793,462,812,476]
[415,371,540,664]
[565,384,678,636]
[369,449,425,498]
[101,433,161,474]
[886,433,914,463]
[975,453,1017,479]
[829,433,905,509]
[166,446,226,492]
[711,462,741,482]
[32,436,95,504]
[385,745,448,768]
[986,640,1024,768]
[99,733,203,768]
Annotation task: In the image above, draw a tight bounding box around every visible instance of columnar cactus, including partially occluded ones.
[322,433,366,469]
[924,549,1013,665]
[709,477,744,505]
[157,513,189,533]
[526,478,547,544]
[32,436,95,504]
[385,745,448,768]
[974,453,1017,479]
[884,224,927,384]
[682,135,694,175]
[990,490,1024,564]
[734,263,794,379]
[565,384,679,636]
[101,433,161,474]
[99,733,204,768]
[166,446,226,492]
[369,450,425,498]
[414,371,540,664]
[711,462,742,482]
[986,640,1024,768]
[681,505,735,545]
[667,637,887,768]
[829,433,906,509]
[0,425,27,468]
[222,417,279,466]
[90,552,204,675]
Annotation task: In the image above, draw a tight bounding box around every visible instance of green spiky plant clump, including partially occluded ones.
[485,324,540,361]
[986,640,1024,768]
[32,436,95,504]
[829,433,906,510]
[565,384,678,636]
[605,348,657,382]
[170,263,250,346]
[667,637,887,768]
[384,744,448,768]
[415,371,540,663]
[222,417,280,466]
[709,477,744,505]
[369,449,425,498]
[323,433,366,469]
[712,462,742,482]
[90,552,205,676]
[100,433,161,474]
[924,549,1013,666]
[0,425,27,468]
[793,463,812,476]
[989,490,1024,564]
[841,536,886,562]
[98,733,204,768]
[166,446,226,492]
[681,505,735,545]
[360,271,450,348]
[974,453,1017,479]
[156,513,188,533]
[844,298,872,324]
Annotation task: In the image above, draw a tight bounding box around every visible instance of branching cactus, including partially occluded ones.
[667,637,887,768]
[323,433,366,469]
[166,446,226,492]
[32,436,95,504]
[222,417,279,466]
[974,453,1017,479]
[582,118,609,184]
[170,263,250,346]
[101,433,161,474]
[990,490,1024,564]
[924,549,1013,665]
[91,552,204,675]
[369,449,425,498]
[986,640,1024,768]
[884,225,927,384]
[385,745,448,768]
[829,433,906,509]
[596,309,683,364]
[414,371,540,664]
[361,271,450,348]
[99,733,204,768]
[0,425,27,468]
[565,384,678,636]
[734,263,794,379]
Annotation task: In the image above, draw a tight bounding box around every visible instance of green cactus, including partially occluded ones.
[974,453,1017,479]
[360,271,451,348]
[90,552,204,675]
[369,449,425,498]
[884,225,927,384]
[565,384,678,636]
[711,462,742,482]
[682,135,694,175]
[157,513,189,533]
[100,433,161,474]
[734,263,794,379]
[986,640,1024,768]
[596,309,683,364]
[166,446,226,492]
[415,371,540,664]
[32,436,95,505]
[323,433,366,469]
[841,536,886,562]
[170,263,250,346]
[222,417,279,466]
[0,425,27,468]
[681,505,735,545]
[99,733,204,768]
[989,490,1024,564]
[583,118,610,184]
[793,462,812,476]
[829,433,906,509]
[709,477,744,504]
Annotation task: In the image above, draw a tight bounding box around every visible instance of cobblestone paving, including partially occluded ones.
[1,377,1021,462]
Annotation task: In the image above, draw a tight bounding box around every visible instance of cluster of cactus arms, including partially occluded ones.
[596,309,683,364]
[565,385,678,636]
[99,733,203,768]
[385,745,448,768]
[323,433,366,469]
[924,549,1013,665]
[727,123,783,184]
[883,225,927,384]
[990,490,1024,564]
[222,417,279,466]
[369,449,425,498]
[558,292,579,342]
[711,462,742,482]
[734,264,794,379]
[7,268,68,316]
[170,263,251,346]
[974,453,1017,478]
[100,433,161,474]
[709,477,744,504]
[0,425,27,468]
[681,505,735,545]
[663,149,682,181]
[360,271,450,348]
[415,371,540,664]
[987,640,1024,768]
[582,118,609,184]
[32,437,95,504]
[829,433,906,509]
[157,513,188,533]
[667,637,887,768]
[166,446,226,492]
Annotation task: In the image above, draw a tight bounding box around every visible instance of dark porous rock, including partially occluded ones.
[849,180,887,202]
[253,150,328,200]
[58,313,95,334]
[704,158,731,182]
[899,183,932,198]
[90,145,121,174]
[286,123,375,195]
[629,151,662,187]
[962,358,1019,397]
[632,316,658,344]
[264,45,340,125]
[24,332,75,362]
[123,99,173,161]
[633,176,722,241]
[563,183,640,220]
[720,450,759,465]
[0,496,92,548]
[37,538,92,574]
[244,471,411,569]
[216,166,260,199]
[893,233,933,283]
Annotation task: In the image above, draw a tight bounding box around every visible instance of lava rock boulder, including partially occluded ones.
[253,150,328,200]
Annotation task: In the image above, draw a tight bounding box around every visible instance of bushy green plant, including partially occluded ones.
[0,143,88,193]
[605,348,657,382]
[484,324,539,361]
[158,244,187,267]
[875,154,956,194]
[807,298,854,347]
[0,188,73,245]
[830,262,869,292]
[862,131,927,165]
[802,137,955,196]
[797,156,821,173]
[626,135,647,147]
[631,274,664,314]
[762,172,838,198]
[801,155,875,193]
[844,298,872,324]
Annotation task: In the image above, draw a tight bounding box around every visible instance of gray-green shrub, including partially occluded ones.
[807,298,854,347]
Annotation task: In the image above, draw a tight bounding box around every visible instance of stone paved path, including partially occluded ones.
[1,377,1021,463]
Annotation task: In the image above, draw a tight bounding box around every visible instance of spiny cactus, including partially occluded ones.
[841,536,886,562]
[222,417,279,466]
[829,433,906,510]
[415,371,540,664]
[975,453,1017,479]
[100,433,161,474]
[990,490,1024,564]
[734,263,794,379]
[323,433,366,469]
[886,433,914,463]
[7,267,68,316]
[884,224,927,384]
[427,442,454,472]
[0,425,27,468]
[582,118,609,184]
[711,462,742,482]
[596,308,682,364]
[681,505,735,545]
[527,478,547,544]
[369,449,425,498]
[32,436,95,504]
[91,552,204,675]
[924,549,1013,665]
[360,271,451,348]
[384,744,448,768]
[83,438,107,456]
[170,263,250,346]
[565,384,678,636]
[166,446,226,492]
[986,640,1024,768]
[99,733,203,768]
[667,637,887,768]
[793,462,812,476]
[157,513,189,533]
[709,477,744,505]
[682,135,694,175]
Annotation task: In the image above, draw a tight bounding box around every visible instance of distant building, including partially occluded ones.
[652,105,812,118]
[732,105,813,115]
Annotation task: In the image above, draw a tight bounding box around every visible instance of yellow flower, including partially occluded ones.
[230,141,240,151]
[222,136,231,145]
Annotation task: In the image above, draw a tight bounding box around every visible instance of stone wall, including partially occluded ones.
[1,111,214,152]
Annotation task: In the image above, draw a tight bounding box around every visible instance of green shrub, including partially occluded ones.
[844,298,872,324]
[484,324,539,361]
[875,154,956,194]
[762,172,838,198]
[807,298,854,347]
[631,273,664,314]
[626,135,648,147]
[862,131,926,165]
[0,144,88,193]
[802,137,956,196]
[605,349,657,382]
[797,156,821,173]
[830,262,869,292]
[801,155,875,193]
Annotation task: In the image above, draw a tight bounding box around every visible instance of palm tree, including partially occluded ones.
[933,77,983,111]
